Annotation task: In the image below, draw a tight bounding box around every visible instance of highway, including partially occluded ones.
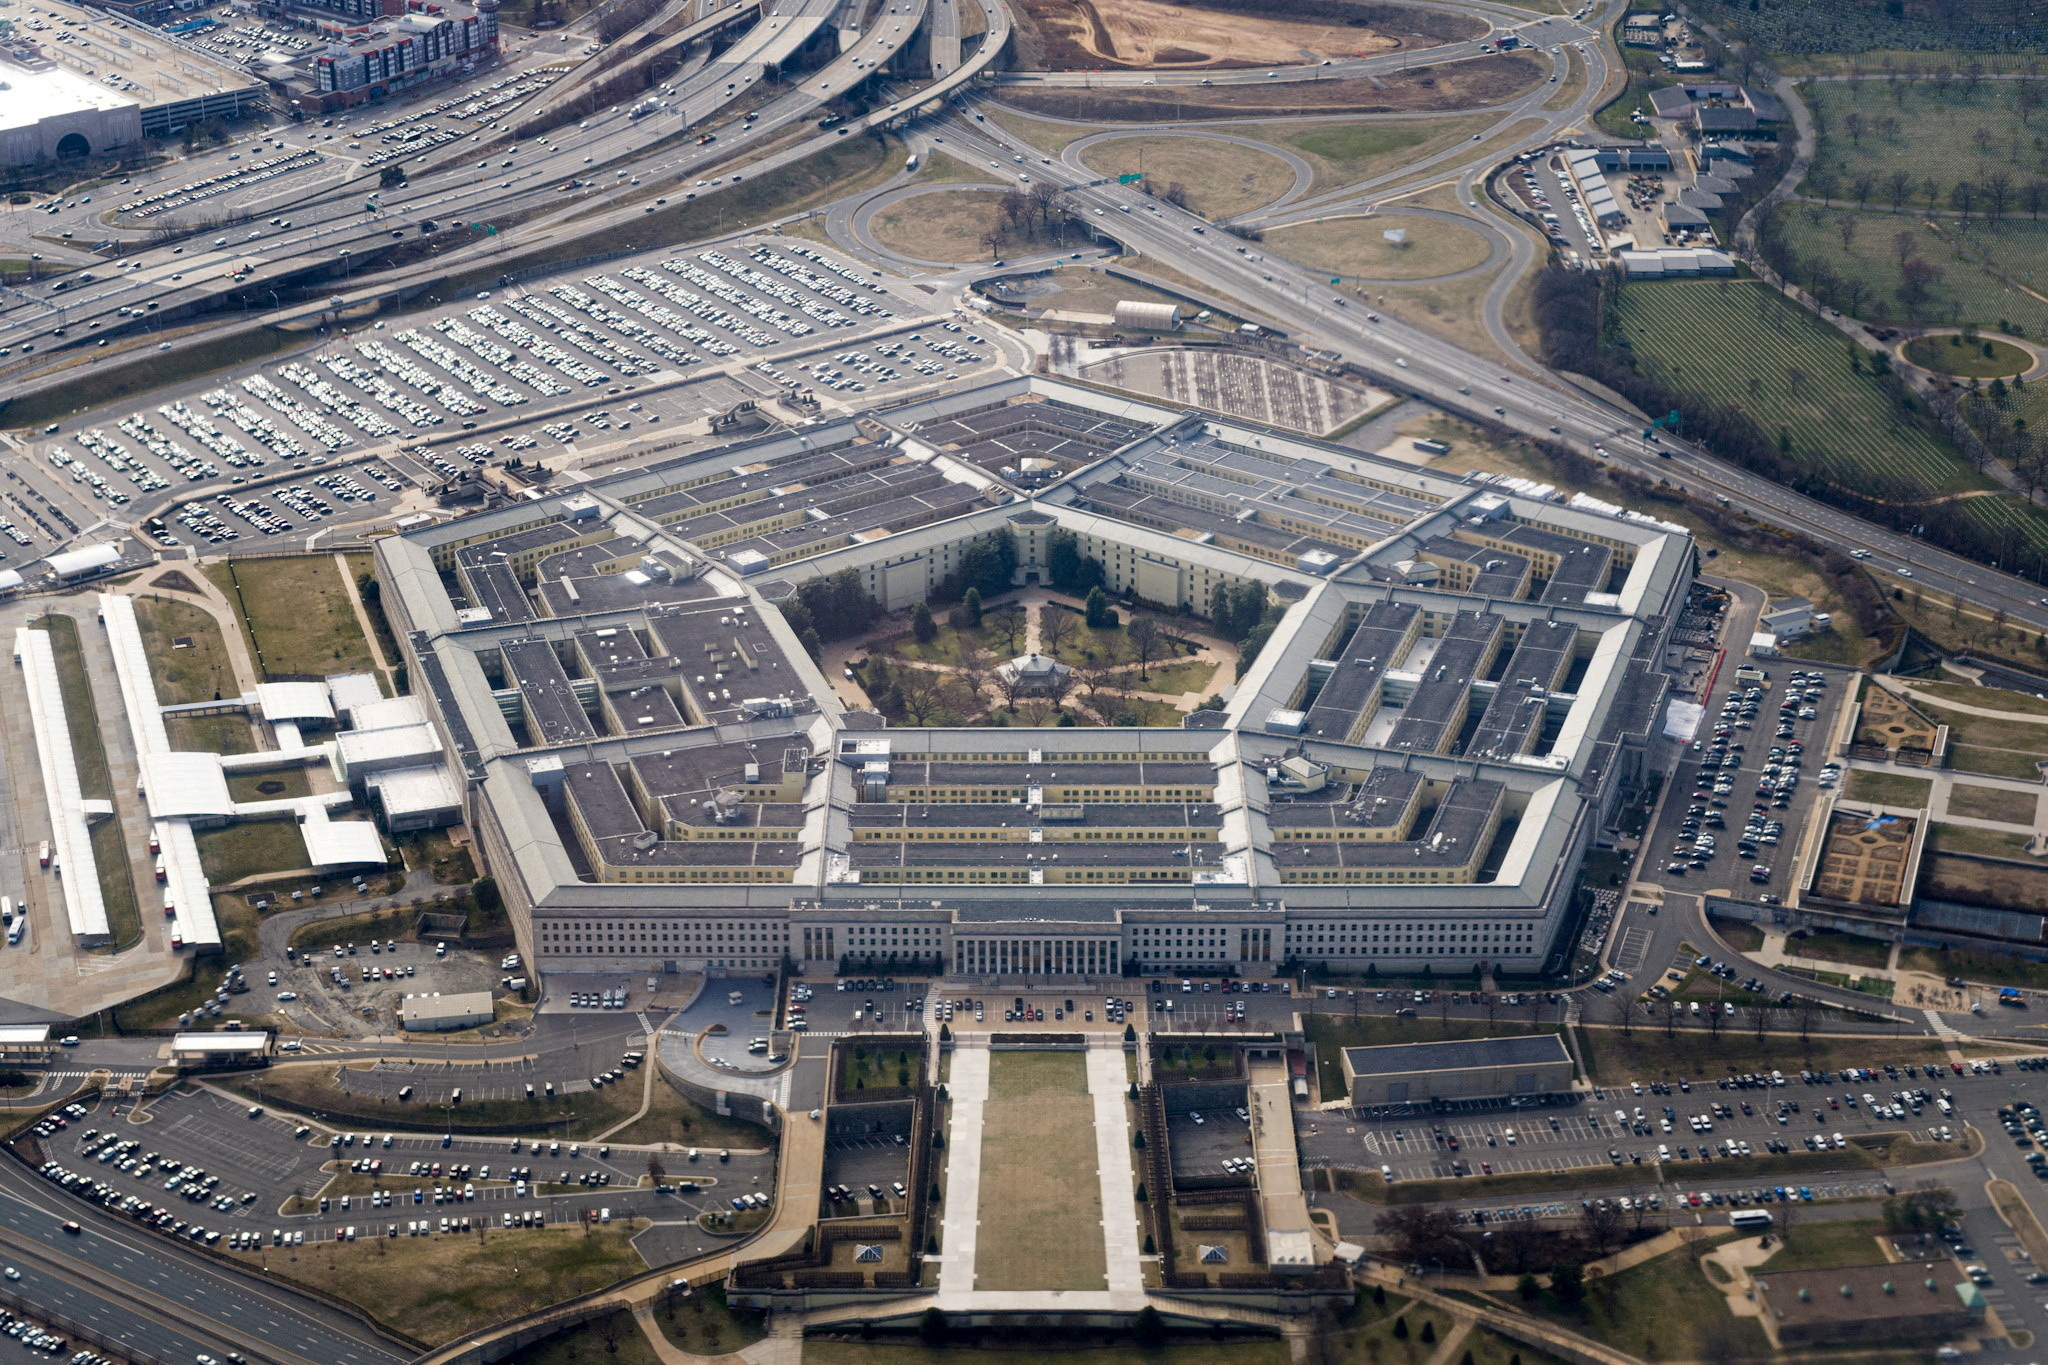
[0,1141,406,1365]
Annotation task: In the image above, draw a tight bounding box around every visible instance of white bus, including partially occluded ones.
[1729,1210,1775,1230]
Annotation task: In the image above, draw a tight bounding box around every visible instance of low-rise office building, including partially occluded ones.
[1339,1035,1575,1106]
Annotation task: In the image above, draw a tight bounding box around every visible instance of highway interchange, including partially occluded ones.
[8,0,2048,1355]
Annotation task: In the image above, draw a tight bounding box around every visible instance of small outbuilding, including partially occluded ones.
[398,991,494,1032]
[170,1031,273,1070]
[1113,300,1182,331]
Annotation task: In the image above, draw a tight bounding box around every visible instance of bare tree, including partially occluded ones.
[1985,169,2015,219]
[1579,1199,1626,1259]
[898,670,948,724]
[1039,604,1075,659]
[595,1314,624,1355]
[1127,617,1163,679]
[985,604,1026,655]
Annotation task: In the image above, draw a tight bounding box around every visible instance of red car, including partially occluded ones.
[1480,1162,1492,1175]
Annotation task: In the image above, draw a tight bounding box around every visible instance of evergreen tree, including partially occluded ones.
[962,587,983,627]
[910,601,937,643]
[1085,586,1114,628]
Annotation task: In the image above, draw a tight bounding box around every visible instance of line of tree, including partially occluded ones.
[1532,264,2048,587]
[778,568,883,659]
[1045,528,1107,596]
[931,528,1018,604]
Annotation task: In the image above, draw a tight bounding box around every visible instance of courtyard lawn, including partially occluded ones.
[1841,769,1933,807]
[1945,782,2039,824]
[195,820,311,884]
[975,1051,1107,1292]
[165,713,257,756]
[1760,1218,1890,1272]
[1788,928,1894,969]
[131,594,238,705]
[205,556,379,680]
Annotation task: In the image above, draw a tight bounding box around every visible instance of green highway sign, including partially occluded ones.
[1117,172,1142,184]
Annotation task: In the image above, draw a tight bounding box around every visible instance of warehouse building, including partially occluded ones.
[1754,1263,1981,1349]
[1339,1035,1575,1107]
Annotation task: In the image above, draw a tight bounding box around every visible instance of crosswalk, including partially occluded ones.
[1924,1009,1963,1039]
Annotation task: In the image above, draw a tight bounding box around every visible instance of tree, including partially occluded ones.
[961,586,983,627]
[1376,1205,1464,1267]
[919,1308,950,1347]
[1393,1318,1410,1341]
[1886,169,1913,209]
[1040,604,1075,658]
[2026,180,2048,220]
[1892,228,1917,266]
[1084,586,1114,629]
[472,876,501,918]
[1579,1199,1625,1258]
[1420,1321,1436,1344]
[647,1154,665,1182]
[1517,1272,1541,1301]
[1986,169,2015,219]
[595,1313,624,1355]
[1127,617,1162,678]
[986,604,1025,655]
[1951,179,1977,221]
[1133,1307,1165,1345]
[910,601,937,644]
[799,626,823,662]
[1549,1261,1586,1306]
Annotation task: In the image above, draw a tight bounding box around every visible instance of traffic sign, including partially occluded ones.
[1117,172,1142,184]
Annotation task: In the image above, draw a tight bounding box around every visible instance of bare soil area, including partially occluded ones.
[995,54,1543,119]
[1011,0,1481,70]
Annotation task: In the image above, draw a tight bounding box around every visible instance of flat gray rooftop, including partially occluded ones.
[1341,1033,1571,1076]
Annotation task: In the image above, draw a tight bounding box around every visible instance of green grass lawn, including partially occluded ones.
[1842,769,1934,807]
[1229,116,1496,193]
[976,1051,1106,1292]
[227,768,313,803]
[1789,928,1894,969]
[1576,1027,1954,1084]
[1948,742,2048,780]
[1911,681,2048,717]
[165,713,257,755]
[1946,781,2040,823]
[1524,1233,1768,1360]
[1758,1218,1890,1272]
[647,1285,768,1358]
[204,557,378,680]
[1803,79,2048,225]
[1304,1014,1563,1100]
[1768,204,2048,341]
[196,820,311,883]
[1612,279,1985,496]
[507,1309,661,1365]
[1905,333,2033,378]
[227,1221,649,1348]
[220,1061,685,1141]
[1928,821,2036,858]
[1898,944,2048,991]
[131,594,238,705]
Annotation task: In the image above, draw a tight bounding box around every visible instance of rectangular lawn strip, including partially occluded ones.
[1304,1015,1562,1101]
[1612,279,1983,495]
[1898,945,2048,991]
[89,818,142,951]
[807,1346,1291,1365]
[223,1222,649,1347]
[1911,682,2048,718]
[218,1061,685,1140]
[1787,928,1894,969]
[195,820,311,884]
[344,552,404,670]
[1763,1218,1890,1272]
[130,594,238,705]
[228,768,312,803]
[1947,742,2048,781]
[204,556,378,680]
[1933,710,2048,757]
[1928,822,2037,859]
[1945,781,2040,824]
[1575,1027,1955,1085]
[975,1051,1106,1292]
[1841,769,1933,807]
[165,713,257,755]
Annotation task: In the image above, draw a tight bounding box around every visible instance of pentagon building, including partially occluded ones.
[377,376,1691,983]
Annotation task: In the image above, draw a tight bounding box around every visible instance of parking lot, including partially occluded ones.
[26,1083,772,1252]
[823,1133,911,1216]
[1647,661,1850,904]
[15,236,995,563]
[1299,1056,2029,1184]
[1165,1107,1255,1181]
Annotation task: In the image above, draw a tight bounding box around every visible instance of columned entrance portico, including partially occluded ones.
[953,934,1119,976]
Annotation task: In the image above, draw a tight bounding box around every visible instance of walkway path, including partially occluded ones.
[1085,1037,1144,1296]
[333,551,397,695]
[937,1041,990,1297]
[109,562,262,696]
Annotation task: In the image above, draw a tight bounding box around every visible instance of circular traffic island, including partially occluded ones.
[1902,333,2035,379]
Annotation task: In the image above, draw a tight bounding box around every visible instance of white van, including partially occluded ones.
[1381,1164,1395,1183]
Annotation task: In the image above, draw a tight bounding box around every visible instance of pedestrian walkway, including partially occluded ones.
[1085,1037,1144,1296]
[1925,1008,1963,1039]
[937,1041,990,1296]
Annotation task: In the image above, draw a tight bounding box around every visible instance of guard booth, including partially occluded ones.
[0,1024,56,1069]
[170,1031,274,1071]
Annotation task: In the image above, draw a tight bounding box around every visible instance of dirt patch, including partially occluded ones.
[1011,0,1479,69]
[1921,851,2048,909]
[998,54,1534,117]
[149,570,201,593]
[871,189,1087,263]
